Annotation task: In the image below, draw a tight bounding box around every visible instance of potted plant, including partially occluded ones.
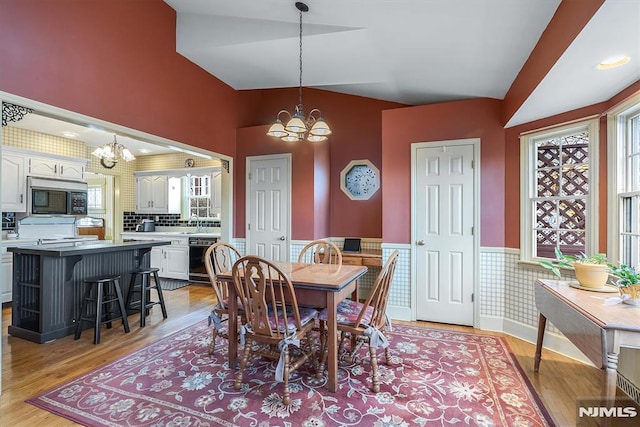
[539,247,610,289]
[607,262,640,305]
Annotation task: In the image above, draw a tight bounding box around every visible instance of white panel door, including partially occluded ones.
[415,143,475,325]
[247,155,290,261]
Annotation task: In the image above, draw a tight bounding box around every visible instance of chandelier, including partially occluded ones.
[266,2,331,143]
[91,135,136,169]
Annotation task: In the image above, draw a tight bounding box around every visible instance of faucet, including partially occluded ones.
[189,214,204,232]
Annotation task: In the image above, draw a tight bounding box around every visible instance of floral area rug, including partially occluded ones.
[27,320,554,426]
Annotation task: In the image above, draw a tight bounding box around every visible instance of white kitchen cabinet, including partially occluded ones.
[29,156,86,181]
[1,152,27,212]
[159,244,189,279]
[135,175,168,213]
[2,251,13,303]
[123,232,189,280]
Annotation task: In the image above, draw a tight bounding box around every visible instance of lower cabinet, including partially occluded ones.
[150,243,189,280]
[2,251,12,303]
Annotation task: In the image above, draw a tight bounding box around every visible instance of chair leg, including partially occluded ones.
[369,345,380,393]
[74,282,92,340]
[384,346,391,365]
[94,282,103,345]
[125,272,137,310]
[139,273,148,327]
[208,327,219,355]
[104,281,113,330]
[113,279,130,333]
[152,270,168,319]
[282,347,291,405]
[234,342,251,390]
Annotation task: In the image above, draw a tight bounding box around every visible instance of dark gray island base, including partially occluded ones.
[8,240,170,343]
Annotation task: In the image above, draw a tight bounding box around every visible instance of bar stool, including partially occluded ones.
[74,274,130,344]
[125,267,168,327]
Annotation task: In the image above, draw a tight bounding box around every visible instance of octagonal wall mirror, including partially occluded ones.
[340,159,380,200]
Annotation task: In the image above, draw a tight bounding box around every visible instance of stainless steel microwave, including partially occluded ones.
[27,177,88,216]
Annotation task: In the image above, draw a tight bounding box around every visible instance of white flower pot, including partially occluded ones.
[573,263,609,289]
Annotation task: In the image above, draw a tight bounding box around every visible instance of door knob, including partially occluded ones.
[417,240,425,246]
[279,236,286,241]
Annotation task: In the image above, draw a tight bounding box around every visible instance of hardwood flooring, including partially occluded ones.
[1,283,604,426]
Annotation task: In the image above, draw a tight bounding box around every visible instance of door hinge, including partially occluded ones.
[471,293,474,303]
[471,159,474,169]
[248,172,252,180]
[471,226,474,236]
[248,223,250,230]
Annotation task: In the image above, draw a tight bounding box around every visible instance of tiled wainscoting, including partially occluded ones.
[229,238,639,400]
[228,240,589,363]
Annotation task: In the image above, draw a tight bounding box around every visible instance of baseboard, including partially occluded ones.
[477,315,504,332]
[387,304,411,322]
[502,318,593,366]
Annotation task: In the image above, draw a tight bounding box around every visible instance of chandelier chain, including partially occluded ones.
[265,2,331,142]
[298,7,303,110]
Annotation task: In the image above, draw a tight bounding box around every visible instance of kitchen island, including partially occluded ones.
[8,240,170,343]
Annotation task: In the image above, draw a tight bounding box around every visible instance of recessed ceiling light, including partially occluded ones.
[597,55,630,70]
[139,148,151,154]
[62,131,78,138]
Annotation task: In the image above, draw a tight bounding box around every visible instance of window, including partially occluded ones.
[609,96,640,268]
[520,119,599,261]
[185,174,212,218]
[87,185,104,212]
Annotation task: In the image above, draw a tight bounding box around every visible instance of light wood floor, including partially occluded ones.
[1,283,605,426]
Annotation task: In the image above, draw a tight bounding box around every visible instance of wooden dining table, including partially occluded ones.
[216,261,368,392]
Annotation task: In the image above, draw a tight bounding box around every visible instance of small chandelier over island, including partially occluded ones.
[266,2,332,143]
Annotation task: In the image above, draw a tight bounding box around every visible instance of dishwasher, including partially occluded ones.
[188,236,218,283]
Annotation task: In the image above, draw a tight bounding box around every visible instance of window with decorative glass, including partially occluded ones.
[520,119,599,262]
[609,97,640,268]
[185,174,212,218]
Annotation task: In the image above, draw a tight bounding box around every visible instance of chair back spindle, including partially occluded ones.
[298,240,342,266]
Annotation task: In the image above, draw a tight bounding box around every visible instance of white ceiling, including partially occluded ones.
[7,0,639,153]
[165,0,640,127]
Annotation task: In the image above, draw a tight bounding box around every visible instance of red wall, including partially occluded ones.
[0,0,238,157]
[236,125,328,239]
[381,98,505,246]
[238,89,405,239]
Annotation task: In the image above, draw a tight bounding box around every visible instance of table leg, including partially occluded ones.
[351,279,359,302]
[534,313,546,373]
[227,284,238,369]
[326,292,338,392]
[605,351,619,401]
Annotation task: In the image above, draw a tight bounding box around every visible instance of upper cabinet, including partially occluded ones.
[135,174,168,213]
[134,166,221,216]
[1,151,26,212]
[29,156,86,181]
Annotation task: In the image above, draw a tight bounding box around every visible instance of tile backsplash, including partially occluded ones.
[123,212,220,231]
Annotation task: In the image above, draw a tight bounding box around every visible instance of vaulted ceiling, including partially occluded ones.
[164,0,640,127]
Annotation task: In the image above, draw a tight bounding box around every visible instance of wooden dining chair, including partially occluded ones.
[317,249,399,392]
[231,255,319,405]
[204,241,242,355]
[297,239,342,265]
